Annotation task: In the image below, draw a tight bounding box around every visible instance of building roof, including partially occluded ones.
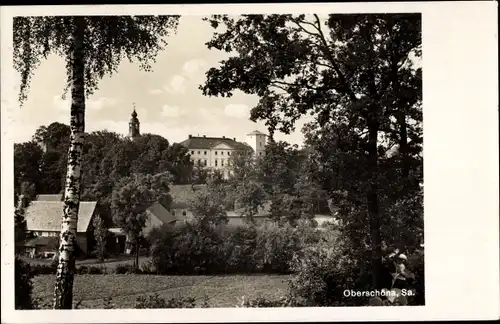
[146,202,177,224]
[36,194,63,201]
[25,201,97,233]
[23,236,59,249]
[180,136,252,151]
[247,130,267,136]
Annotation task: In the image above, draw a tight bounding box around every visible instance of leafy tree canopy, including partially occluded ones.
[14,16,180,105]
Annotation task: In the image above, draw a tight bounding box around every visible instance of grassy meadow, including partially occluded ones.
[32,274,290,309]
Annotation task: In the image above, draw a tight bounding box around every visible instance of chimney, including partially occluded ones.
[203,135,206,138]
[233,137,236,141]
[188,134,192,139]
[222,136,225,139]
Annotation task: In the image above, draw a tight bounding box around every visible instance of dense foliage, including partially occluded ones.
[14,125,193,226]
[111,172,173,267]
[92,215,108,262]
[201,13,423,291]
[15,257,37,309]
[14,13,424,308]
[147,220,326,275]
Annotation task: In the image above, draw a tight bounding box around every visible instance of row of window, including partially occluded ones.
[196,159,231,167]
[191,150,232,156]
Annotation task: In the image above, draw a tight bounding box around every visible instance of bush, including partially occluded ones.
[240,296,291,308]
[88,249,111,260]
[150,223,227,275]
[30,263,57,276]
[405,248,425,305]
[149,220,321,275]
[256,222,300,274]
[88,265,106,274]
[288,228,425,307]
[134,294,196,309]
[139,260,156,274]
[114,263,138,274]
[76,265,105,274]
[77,265,89,274]
[15,257,36,309]
[287,233,372,307]
[224,223,260,273]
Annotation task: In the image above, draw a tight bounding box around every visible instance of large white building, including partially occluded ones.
[179,130,268,179]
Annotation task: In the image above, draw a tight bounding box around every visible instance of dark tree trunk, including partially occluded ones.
[367,114,383,290]
[398,110,409,179]
[53,16,86,310]
[135,242,139,269]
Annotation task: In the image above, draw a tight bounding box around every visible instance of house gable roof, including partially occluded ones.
[146,202,176,224]
[36,194,63,201]
[180,136,252,151]
[25,201,97,233]
[169,184,207,209]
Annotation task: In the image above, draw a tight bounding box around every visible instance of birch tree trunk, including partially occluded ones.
[53,16,86,310]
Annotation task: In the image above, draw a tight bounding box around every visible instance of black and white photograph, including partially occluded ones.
[1,2,498,323]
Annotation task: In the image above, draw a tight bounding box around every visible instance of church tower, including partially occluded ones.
[128,104,140,140]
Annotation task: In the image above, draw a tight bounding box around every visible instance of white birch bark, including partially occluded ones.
[53,16,86,309]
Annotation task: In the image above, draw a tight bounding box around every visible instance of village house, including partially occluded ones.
[167,184,208,220]
[109,202,186,254]
[165,185,337,227]
[22,196,98,258]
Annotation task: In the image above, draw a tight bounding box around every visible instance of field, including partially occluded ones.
[32,274,290,309]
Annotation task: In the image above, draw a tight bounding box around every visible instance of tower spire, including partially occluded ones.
[131,102,137,118]
[128,103,140,139]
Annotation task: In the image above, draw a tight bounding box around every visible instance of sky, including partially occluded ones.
[10,16,311,146]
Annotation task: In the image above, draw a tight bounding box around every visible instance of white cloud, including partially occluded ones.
[224,103,250,119]
[182,59,208,76]
[161,104,182,118]
[148,89,164,95]
[89,97,118,110]
[163,75,186,94]
[198,107,224,124]
[52,95,117,112]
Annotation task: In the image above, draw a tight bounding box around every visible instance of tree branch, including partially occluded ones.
[271,80,328,92]
[312,14,358,102]
[290,18,321,39]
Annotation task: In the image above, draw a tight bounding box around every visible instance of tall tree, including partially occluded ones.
[14,141,43,195]
[39,150,67,194]
[189,185,229,228]
[92,214,108,262]
[111,172,173,268]
[201,14,421,289]
[14,15,180,309]
[33,122,71,152]
[163,142,194,184]
[226,149,266,219]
